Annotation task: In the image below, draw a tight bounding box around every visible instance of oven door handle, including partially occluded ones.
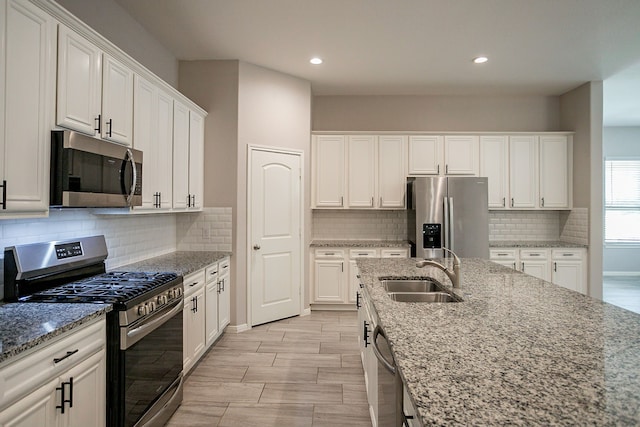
[122,298,183,350]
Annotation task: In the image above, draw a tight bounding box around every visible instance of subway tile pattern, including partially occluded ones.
[559,207,589,245]
[489,210,560,241]
[0,210,176,269]
[312,210,407,240]
[177,207,233,252]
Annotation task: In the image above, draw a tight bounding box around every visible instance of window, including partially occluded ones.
[605,158,640,243]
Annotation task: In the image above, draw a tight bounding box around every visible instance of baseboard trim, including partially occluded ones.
[310,304,357,312]
[226,323,250,334]
[603,271,640,277]
[301,308,311,316]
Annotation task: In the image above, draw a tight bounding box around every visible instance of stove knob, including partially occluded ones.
[168,290,175,299]
[156,295,164,305]
[175,287,182,297]
[137,305,146,316]
[148,301,156,312]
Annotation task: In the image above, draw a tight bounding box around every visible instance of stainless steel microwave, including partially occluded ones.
[50,130,143,208]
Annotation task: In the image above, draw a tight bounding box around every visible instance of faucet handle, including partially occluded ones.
[442,247,461,265]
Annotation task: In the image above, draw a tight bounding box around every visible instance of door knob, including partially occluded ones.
[253,244,261,250]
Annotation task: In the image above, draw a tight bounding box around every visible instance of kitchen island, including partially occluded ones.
[356,257,640,425]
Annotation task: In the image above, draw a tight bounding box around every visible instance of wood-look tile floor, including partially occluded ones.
[166,311,373,427]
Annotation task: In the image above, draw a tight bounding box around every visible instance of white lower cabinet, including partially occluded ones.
[183,270,206,374]
[186,257,232,372]
[312,247,409,308]
[490,247,587,294]
[0,320,106,427]
[357,288,378,426]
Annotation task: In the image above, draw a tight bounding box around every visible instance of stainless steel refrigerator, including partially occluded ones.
[407,176,489,259]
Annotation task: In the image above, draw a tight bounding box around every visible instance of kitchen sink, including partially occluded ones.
[381,279,441,293]
[388,292,460,303]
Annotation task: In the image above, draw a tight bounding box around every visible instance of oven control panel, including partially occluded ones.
[55,241,83,259]
[121,284,183,326]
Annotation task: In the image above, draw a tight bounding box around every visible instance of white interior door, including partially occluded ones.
[250,148,302,326]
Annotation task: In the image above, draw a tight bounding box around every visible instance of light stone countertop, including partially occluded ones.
[490,240,588,248]
[0,303,111,365]
[113,251,232,276]
[310,240,410,248]
[356,257,640,425]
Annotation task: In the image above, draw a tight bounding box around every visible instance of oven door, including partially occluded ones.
[120,299,183,427]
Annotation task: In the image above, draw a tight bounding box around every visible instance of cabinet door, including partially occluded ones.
[408,136,442,175]
[218,272,231,330]
[132,75,158,210]
[313,260,345,303]
[509,136,537,208]
[380,248,409,258]
[480,136,509,209]
[63,350,106,427]
[378,136,407,208]
[56,24,101,136]
[552,261,583,293]
[172,101,190,209]
[205,281,219,347]
[101,54,133,145]
[0,378,57,427]
[313,135,345,207]
[184,288,206,372]
[521,260,549,281]
[1,0,55,214]
[348,260,360,304]
[348,136,376,208]
[156,90,174,209]
[539,135,570,209]
[188,110,205,210]
[489,249,518,270]
[444,136,479,175]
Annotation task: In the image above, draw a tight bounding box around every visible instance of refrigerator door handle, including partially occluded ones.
[443,196,450,249]
[449,196,454,252]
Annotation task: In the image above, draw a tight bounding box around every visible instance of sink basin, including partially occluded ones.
[381,279,441,293]
[388,292,460,303]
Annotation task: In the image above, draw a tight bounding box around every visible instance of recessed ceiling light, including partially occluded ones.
[310,57,323,65]
[473,56,488,64]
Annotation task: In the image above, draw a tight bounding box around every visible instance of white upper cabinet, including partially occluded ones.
[57,25,134,146]
[509,135,538,208]
[56,24,101,137]
[378,135,407,208]
[313,135,346,208]
[443,135,479,175]
[348,135,376,208]
[188,110,205,210]
[408,135,441,175]
[172,101,190,210]
[480,136,509,209]
[408,135,478,176]
[101,54,133,145]
[539,135,571,209]
[0,0,56,216]
[133,75,173,211]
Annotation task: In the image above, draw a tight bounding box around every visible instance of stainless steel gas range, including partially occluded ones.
[3,235,184,427]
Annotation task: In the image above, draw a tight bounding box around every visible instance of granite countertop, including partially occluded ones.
[0,303,111,365]
[113,251,232,276]
[356,257,640,425]
[490,240,588,248]
[310,240,410,248]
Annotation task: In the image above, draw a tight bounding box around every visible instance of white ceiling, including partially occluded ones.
[114,0,640,125]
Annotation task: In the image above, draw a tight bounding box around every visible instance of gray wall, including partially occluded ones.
[560,82,604,297]
[56,0,178,87]
[179,61,312,328]
[313,95,561,131]
[603,126,640,274]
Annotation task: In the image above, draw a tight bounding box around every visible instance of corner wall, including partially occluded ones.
[560,82,604,298]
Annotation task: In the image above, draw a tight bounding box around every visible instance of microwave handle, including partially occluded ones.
[125,149,137,205]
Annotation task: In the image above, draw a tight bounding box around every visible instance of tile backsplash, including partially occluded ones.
[0,207,233,269]
[312,208,589,244]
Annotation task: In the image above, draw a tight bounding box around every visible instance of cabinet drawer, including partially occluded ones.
[349,249,378,258]
[489,249,517,260]
[552,249,583,260]
[315,249,345,259]
[205,263,219,284]
[183,270,206,297]
[380,248,409,258]
[519,249,549,260]
[0,319,105,410]
[219,257,230,273]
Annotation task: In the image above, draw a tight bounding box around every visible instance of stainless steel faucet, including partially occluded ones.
[416,248,461,288]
